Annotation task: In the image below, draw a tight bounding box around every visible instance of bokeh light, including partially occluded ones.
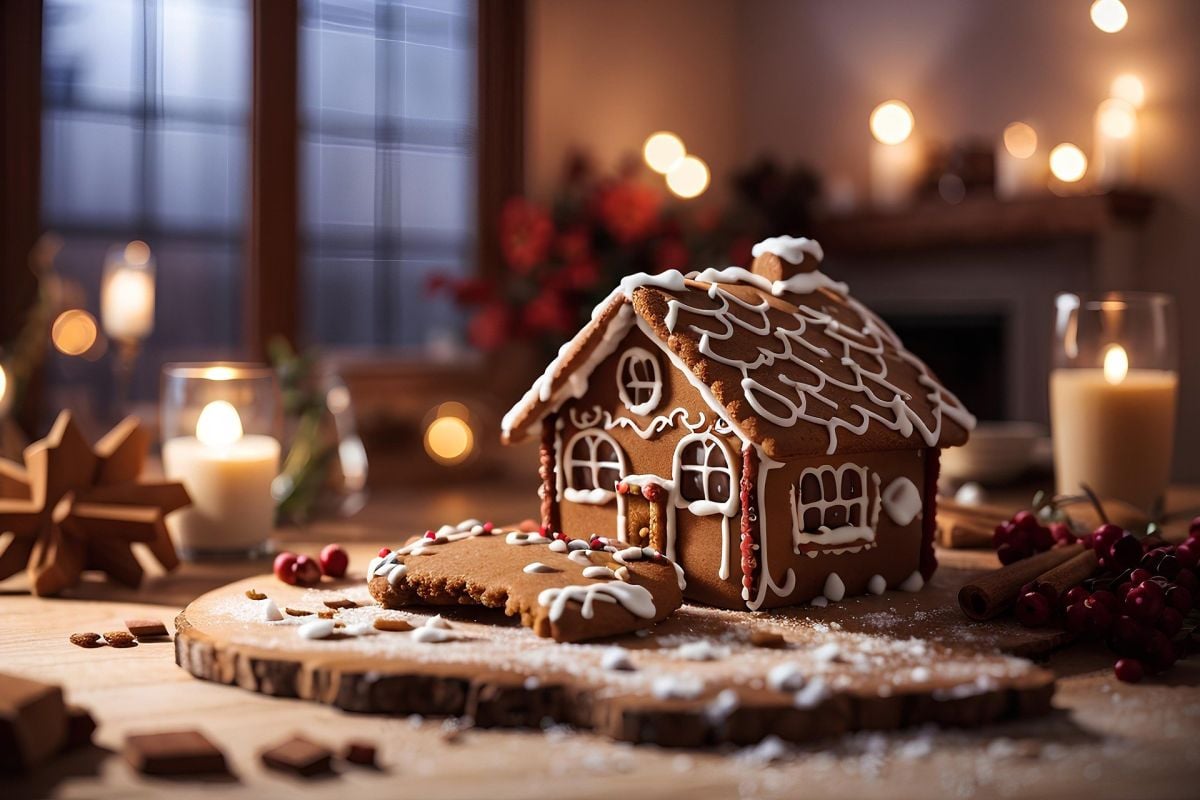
[642,131,686,174]
[1090,0,1128,34]
[124,239,152,266]
[665,155,710,199]
[51,309,99,356]
[869,100,914,145]
[1110,74,1145,108]
[424,414,475,465]
[1003,122,1038,159]
[1098,98,1136,139]
[1049,143,1088,183]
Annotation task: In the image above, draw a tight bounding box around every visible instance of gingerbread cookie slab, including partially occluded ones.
[366,520,684,643]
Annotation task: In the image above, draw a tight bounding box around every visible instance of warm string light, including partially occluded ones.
[643,131,709,200]
[1090,0,1129,34]
[642,132,686,174]
[666,155,710,199]
[423,401,476,465]
[1049,143,1088,183]
[869,101,914,145]
[51,309,99,356]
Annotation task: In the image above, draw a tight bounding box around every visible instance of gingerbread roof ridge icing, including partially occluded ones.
[501,235,975,459]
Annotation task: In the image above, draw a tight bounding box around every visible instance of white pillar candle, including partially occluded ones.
[162,400,280,555]
[1050,346,1177,512]
[101,266,156,341]
[995,122,1043,199]
[869,138,922,210]
[1093,98,1138,189]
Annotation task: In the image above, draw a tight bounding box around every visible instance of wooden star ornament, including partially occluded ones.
[0,411,191,596]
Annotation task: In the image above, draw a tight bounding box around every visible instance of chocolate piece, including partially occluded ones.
[103,631,137,648]
[367,522,683,643]
[64,706,96,750]
[0,672,68,773]
[124,729,228,775]
[125,618,169,638]
[69,632,104,648]
[260,735,333,777]
[342,741,376,766]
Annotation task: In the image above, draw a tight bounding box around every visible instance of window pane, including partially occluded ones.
[43,0,138,108]
[162,0,250,115]
[153,123,246,231]
[301,0,476,351]
[43,113,139,224]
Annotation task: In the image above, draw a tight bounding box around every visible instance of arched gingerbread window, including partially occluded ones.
[672,433,738,516]
[563,430,625,503]
[790,463,879,546]
[616,347,662,415]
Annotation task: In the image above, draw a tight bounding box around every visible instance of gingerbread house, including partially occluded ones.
[501,236,975,611]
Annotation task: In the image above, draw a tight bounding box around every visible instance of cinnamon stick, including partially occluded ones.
[937,519,996,549]
[958,543,1084,621]
[1032,549,1099,600]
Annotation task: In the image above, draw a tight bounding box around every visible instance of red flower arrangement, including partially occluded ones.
[435,155,819,354]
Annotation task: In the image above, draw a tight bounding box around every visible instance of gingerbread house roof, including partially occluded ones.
[502,237,975,460]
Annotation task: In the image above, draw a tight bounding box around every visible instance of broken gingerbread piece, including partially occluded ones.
[124,729,228,776]
[366,520,684,643]
[260,735,333,777]
[0,672,68,773]
[342,740,377,767]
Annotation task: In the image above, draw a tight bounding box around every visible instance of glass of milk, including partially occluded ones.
[1050,293,1178,515]
[161,363,281,559]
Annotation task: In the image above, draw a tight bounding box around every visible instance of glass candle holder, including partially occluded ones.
[161,363,281,559]
[1050,292,1178,515]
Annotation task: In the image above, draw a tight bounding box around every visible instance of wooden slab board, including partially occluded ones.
[174,563,1061,748]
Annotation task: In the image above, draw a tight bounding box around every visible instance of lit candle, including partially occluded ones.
[868,100,921,210]
[162,399,281,557]
[1051,293,1178,513]
[1093,97,1139,189]
[995,121,1044,200]
[101,241,156,342]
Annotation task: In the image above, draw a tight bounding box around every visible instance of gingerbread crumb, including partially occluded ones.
[69,632,104,648]
[245,589,267,601]
[284,607,313,617]
[323,598,357,609]
[749,628,788,649]
[103,631,137,648]
[372,617,414,632]
[317,610,335,619]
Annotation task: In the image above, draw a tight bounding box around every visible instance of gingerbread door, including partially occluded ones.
[625,494,652,547]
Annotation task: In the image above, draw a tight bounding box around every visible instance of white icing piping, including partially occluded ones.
[751,235,825,266]
[568,404,716,441]
[788,464,881,549]
[537,582,657,622]
[745,444,796,610]
[882,476,923,527]
[615,347,663,416]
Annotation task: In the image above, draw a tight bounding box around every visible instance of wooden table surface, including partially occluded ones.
[3,481,1200,800]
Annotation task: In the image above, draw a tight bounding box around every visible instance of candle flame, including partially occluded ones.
[1103,344,1129,385]
[196,400,244,447]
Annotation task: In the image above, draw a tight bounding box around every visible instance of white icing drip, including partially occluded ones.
[751,235,825,266]
[745,446,797,610]
[823,573,846,602]
[537,582,657,622]
[691,265,847,299]
[387,563,408,586]
[899,571,925,592]
[567,549,593,565]
[718,515,733,581]
[523,562,556,574]
[260,598,283,622]
[651,675,704,700]
[810,596,829,608]
[882,476,923,527]
[867,574,887,595]
[582,566,614,580]
[600,647,635,671]
[614,546,646,564]
[298,619,336,640]
[506,530,553,546]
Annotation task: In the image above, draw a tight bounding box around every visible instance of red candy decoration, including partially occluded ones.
[319,544,349,578]
[377,547,391,558]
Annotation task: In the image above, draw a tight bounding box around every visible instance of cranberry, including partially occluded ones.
[1114,658,1145,683]
[1109,615,1145,656]
[1063,602,1090,635]
[993,522,1014,549]
[1166,585,1194,613]
[377,547,391,558]
[1083,597,1114,635]
[1012,510,1039,530]
[1109,535,1142,570]
[996,543,1024,565]
[1174,568,1199,595]
[1155,554,1181,579]
[1115,581,1134,601]
[1016,591,1053,627]
[1092,524,1124,553]
[1031,525,1054,552]
[1157,607,1184,637]
[319,544,349,578]
[1175,542,1199,570]
[1125,584,1165,623]
[292,554,322,587]
[1090,589,1120,613]
[1129,568,1153,585]
[1062,586,1091,607]
[1188,515,1200,539]
[273,551,299,585]
[1050,522,1076,546]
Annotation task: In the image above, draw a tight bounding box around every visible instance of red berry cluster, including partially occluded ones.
[1010,516,1200,684]
[273,543,350,587]
[992,510,1075,564]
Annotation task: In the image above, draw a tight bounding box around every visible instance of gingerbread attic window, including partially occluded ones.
[789,463,881,548]
[616,347,661,416]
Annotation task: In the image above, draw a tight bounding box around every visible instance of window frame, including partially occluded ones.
[616,346,662,416]
[562,428,625,504]
[671,432,738,517]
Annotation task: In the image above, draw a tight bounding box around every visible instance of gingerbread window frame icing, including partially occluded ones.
[789,463,881,549]
[671,433,739,517]
[562,429,626,504]
[616,347,663,416]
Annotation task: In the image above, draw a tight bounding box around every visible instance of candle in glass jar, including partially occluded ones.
[1050,345,1177,512]
[162,400,280,556]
